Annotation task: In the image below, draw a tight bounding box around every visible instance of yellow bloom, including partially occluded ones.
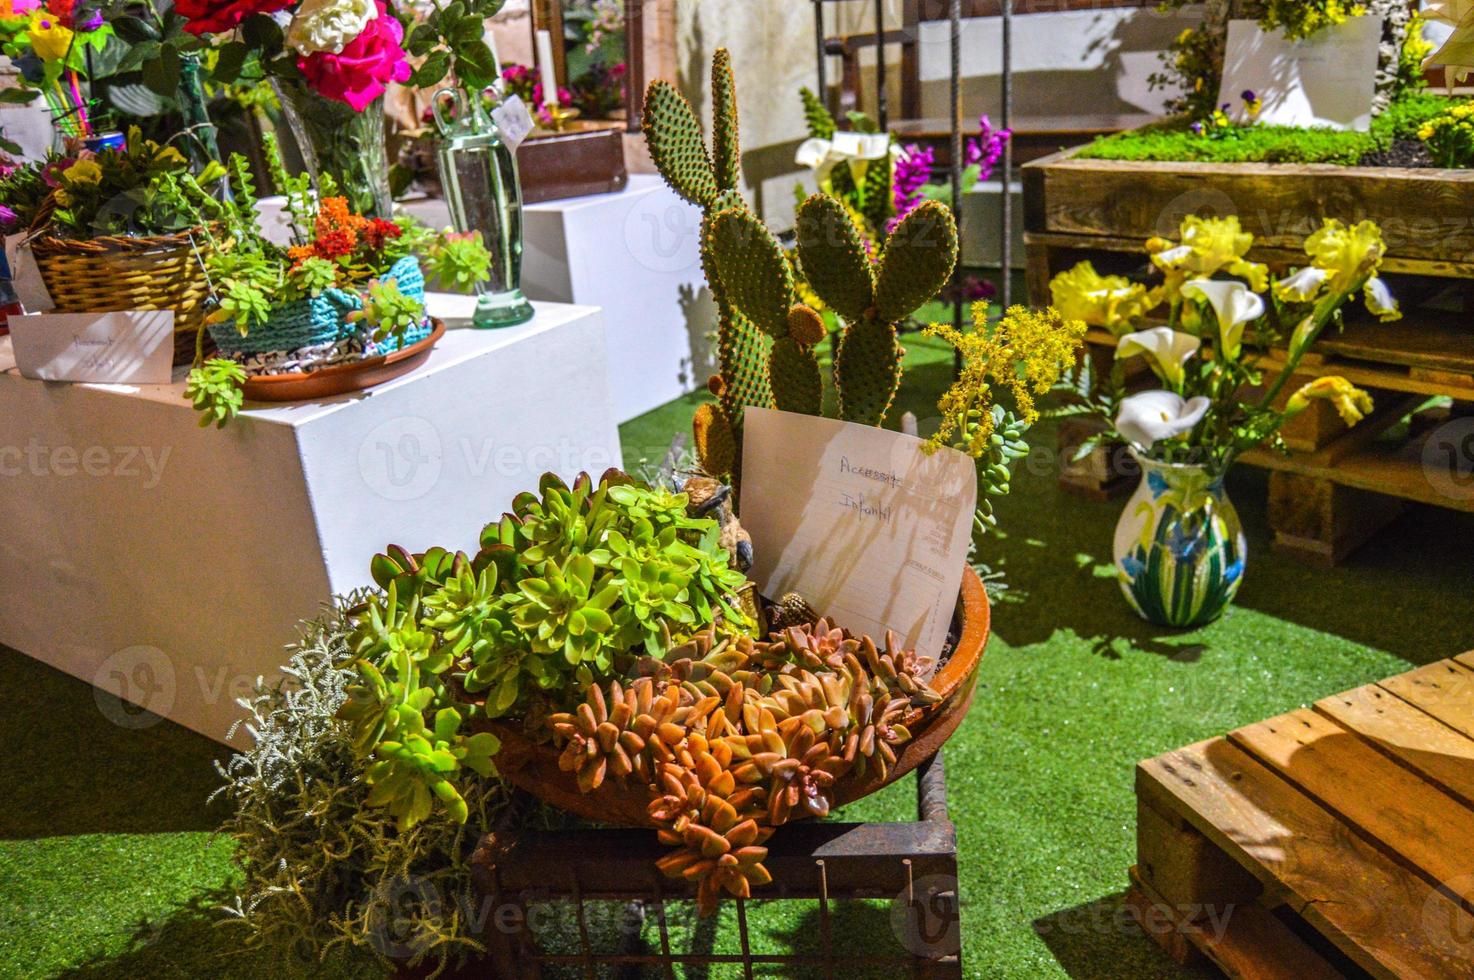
[62,158,102,185]
[1151,215,1268,293]
[1305,218,1386,293]
[1286,376,1374,427]
[925,305,1086,457]
[27,13,73,62]
[1048,261,1157,337]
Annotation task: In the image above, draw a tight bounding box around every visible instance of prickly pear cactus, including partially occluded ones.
[797,195,958,426]
[643,50,956,476]
[644,49,826,482]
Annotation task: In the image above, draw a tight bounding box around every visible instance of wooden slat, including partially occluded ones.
[1139,739,1474,980]
[1230,708,1474,904]
[1380,660,1474,742]
[1126,867,1342,980]
[1022,228,1474,280]
[1034,157,1474,265]
[1314,683,1474,811]
[1456,651,1474,672]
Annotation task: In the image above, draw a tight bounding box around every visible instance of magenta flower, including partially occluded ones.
[965,113,1012,182]
[297,1,411,112]
[890,143,934,232]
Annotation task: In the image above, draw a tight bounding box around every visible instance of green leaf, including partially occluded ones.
[112,14,160,43]
[241,14,283,50]
[452,38,497,88]
[0,90,37,105]
[212,42,249,84]
[141,44,181,98]
[411,49,451,89]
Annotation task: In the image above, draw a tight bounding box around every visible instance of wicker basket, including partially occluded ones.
[29,229,213,366]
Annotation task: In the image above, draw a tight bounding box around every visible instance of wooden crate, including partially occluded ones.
[1131,653,1474,979]
[1024,146,1474,563]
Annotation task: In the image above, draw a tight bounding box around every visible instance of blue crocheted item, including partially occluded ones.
[209,255,431,356]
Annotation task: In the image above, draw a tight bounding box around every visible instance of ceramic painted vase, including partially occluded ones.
[1113,452,1246,628]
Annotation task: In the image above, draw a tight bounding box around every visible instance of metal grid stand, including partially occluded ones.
[470,751,962,977]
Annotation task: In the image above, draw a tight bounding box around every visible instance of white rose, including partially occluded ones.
[286,0,379,57]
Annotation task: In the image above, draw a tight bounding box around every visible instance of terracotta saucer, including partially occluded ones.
[241,319,445,402]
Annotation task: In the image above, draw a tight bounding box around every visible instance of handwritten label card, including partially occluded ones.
[1220,17,1383,132]
[10,310,175,384]
[740,408,977,665]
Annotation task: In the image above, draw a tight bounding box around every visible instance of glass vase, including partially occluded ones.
[272,78,392,220]
[432,94,534,328]
[1112,452,1246,628]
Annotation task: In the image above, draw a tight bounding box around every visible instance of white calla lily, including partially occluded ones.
[1272,266,1328,304]
[1423,0,1474,83]
[795,132,894,184]
[1181,279,1264,360]
[1115,391,1211,450]
[1116,326,1201,389]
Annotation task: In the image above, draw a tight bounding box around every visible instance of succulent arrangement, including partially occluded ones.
[316,466,960,921]
[642,49,959,485]
[336,471,752,831]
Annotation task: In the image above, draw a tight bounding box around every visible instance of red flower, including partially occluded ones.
[361,217,401,249]
[297,2,410,112]
[313,228,356,259]
[177,0,292,36]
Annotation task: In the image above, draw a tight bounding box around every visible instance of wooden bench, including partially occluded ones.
[1131,652,1474,979]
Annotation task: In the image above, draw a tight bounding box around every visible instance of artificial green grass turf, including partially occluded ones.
[1074,91,1458,165]
[4,331,1473,978]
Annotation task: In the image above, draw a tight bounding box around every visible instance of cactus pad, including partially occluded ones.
[708,208,794,338]
[693,403,737,477]
[795,195,875,323]
[768,336,823,416]
[643,81,718,208]
[711,49,740,193]
[787,304,826,347]
[836,314,904,426]
[875,201,958,324]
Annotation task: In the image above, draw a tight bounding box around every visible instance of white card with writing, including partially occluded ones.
[740,408,977,665]
[1220,17,1383,132]
[5,234,55,312]
[10,310,175,383]
[492,94,535,153]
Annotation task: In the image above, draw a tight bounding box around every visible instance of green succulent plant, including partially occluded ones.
[336,470,754,829]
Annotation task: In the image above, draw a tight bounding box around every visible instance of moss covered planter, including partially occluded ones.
[476,566,991,828]
[1023,147,1474,283]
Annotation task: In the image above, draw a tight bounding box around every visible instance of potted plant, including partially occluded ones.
[215,52,1086,973]
[1050,213,1399,627]
[161,135,491,424]
[12,129,217,365]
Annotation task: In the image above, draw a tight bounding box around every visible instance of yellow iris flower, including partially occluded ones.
[1305,219,1386,293]
[1149,215,1268,294]
[1286,376,1374,427]
[1048,261,1158,337]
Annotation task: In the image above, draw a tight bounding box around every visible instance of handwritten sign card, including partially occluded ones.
[739,408,977,665]
[1220,17,1383,132]
[10,310,175,384]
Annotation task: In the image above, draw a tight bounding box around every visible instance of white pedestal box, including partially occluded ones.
[0,301,622,744]
[404,174,717,423]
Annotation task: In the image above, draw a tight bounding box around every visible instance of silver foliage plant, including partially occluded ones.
[212,591,506,976]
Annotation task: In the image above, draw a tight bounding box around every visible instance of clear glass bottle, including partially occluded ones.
[432,90,534,328]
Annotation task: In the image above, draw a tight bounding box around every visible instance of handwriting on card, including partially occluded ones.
[739,408,977,666]
[10,310,175,384]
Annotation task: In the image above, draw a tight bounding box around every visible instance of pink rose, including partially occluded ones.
[297,2,410,112]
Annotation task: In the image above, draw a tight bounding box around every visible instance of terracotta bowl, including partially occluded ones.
[240,319,445,402]
[482,566,991,827]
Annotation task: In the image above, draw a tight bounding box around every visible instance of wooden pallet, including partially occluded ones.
[1132,653,1474,979]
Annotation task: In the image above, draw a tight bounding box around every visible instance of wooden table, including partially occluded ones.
[1131,652,1474,979]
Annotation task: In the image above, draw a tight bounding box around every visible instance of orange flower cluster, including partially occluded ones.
[287,197,401,268]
